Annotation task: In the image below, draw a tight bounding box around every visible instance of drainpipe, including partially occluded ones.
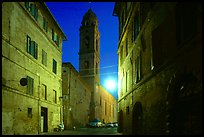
[37,73,40,134]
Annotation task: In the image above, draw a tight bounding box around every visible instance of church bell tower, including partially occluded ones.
[78,8,100,121]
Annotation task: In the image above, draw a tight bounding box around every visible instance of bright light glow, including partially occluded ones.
[105,79,116,91]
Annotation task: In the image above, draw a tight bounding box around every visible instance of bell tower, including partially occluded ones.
[78,8,100,121]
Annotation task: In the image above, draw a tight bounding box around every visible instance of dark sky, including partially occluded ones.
[46,2,119,99]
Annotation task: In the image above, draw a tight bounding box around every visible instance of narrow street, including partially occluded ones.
[40,127,122,135]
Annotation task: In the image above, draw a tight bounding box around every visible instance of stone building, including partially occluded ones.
[62,63,118,129]
[99,85,118,124]
[2,2,67,135]
[113,2,202,135]
[62,9,118,129]
[62,62,92,129]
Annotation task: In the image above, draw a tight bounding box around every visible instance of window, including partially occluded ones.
[53,35,60,46]
[26,35,38,59]
[25,2,38,21]
[42,84,47,100]
[28,108,32,118]
[133,14,140,41]
[53,59,57,74]
[27,76,34,95]
[52,29,60,46]
[55,35,60,46]
[52,29,54,41]
[42,49,47,66]
[25,2,30,10]
[53,90,57,103]
[135,54,141,83]
[43,17,48,32]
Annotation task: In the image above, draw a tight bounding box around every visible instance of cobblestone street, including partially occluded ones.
[39,127,122,135]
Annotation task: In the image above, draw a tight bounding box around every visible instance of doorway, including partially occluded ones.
[118,110,123,133]
[41,107,48,132]
[132,102,143,135]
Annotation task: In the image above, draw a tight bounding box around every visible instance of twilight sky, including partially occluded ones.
[46,2,119,99]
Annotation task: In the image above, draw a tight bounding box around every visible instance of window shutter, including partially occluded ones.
[52,29,54,40]
[30,4,35,16]
[54,34,57,42]
[25,2,30,10]
[30,41,35,57]
[53,59,57,74]
[55,61,57,74]
[34,5,38,21]
[27,35,31,53]
[34,42,38,59]
[57,35,60,46]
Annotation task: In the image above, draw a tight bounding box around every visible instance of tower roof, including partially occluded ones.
[81,8,98,26]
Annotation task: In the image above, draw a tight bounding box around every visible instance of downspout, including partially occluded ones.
[37,73,40,134]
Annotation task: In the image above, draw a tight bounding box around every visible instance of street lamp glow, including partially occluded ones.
[105,79,116,91]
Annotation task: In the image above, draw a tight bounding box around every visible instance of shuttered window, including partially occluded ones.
[133,14,140,41]
[26,35,38,59]
[43,17,48,32]
[24,2,38,21]
[53,59,57,74]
